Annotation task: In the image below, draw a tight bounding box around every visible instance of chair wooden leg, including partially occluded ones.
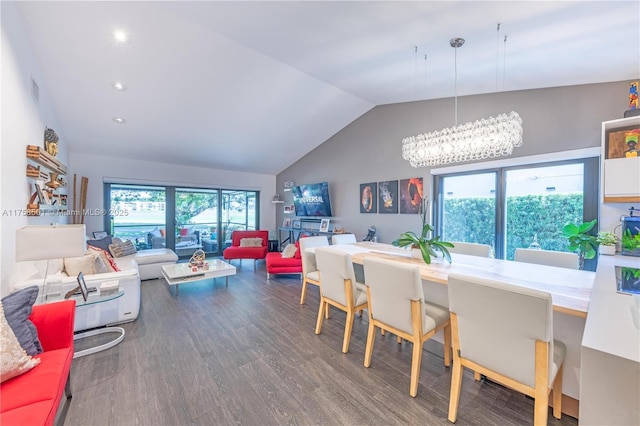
[552,363,563,419]
[363,322,376,368]
[409,340,423,397]
[315,299,326,335]
[300,279,308,305]
[474,371,481,381]
[397,336,402,344]
[325,303,330,319]
[342,310,355,353]
[533,340,550,426]
[443,323,452,367]
[380,329,385,336]
[448,355,463,423]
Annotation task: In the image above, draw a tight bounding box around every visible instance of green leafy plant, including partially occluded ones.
[621,229,640,252]
[393,197,453,264]
[561,219,598,269]
[596,231,618,246]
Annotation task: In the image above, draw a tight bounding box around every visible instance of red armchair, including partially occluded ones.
[1,300,76,426]
[223,230,269,270]
[265,240,302,279]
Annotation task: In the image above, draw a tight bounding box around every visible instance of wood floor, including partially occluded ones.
[66,260,579,425]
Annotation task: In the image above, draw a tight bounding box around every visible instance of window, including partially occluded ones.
[434,157,599,269]
[105,183,259,258]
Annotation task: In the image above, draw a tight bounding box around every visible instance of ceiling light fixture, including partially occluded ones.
[402,37,523,168]
[113,29,130,44]
[112,81,127,91]
[112,117,126,124]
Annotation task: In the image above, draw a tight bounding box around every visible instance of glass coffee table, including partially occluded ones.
[161,260,236,295]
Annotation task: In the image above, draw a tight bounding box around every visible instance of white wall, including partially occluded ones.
[69,152,277,241]
[1,2,71,296]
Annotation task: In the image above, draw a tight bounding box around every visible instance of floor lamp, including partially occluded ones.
[15,224,86,303]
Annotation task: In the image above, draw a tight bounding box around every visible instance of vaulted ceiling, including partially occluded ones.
[13,1,639,175]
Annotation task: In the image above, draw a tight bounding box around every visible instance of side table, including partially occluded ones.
[72,289,126,359]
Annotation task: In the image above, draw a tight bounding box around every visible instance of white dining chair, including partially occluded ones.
[331,234,357,245]
[448,241,492,257]
[363,257,451,397]
[447,272,565,425]
[298,236,329,305]
[514,248,579,270]
[315,247,368,353]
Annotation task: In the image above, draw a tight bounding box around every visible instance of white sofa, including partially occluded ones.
[13,254,140,332]
[135,248,178,280]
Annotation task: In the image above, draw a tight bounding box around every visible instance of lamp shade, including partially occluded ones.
[15,224,86,261]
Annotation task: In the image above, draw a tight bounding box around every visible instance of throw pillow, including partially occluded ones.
[86,235,112,252]
[1,286,43,356]
[159,229,166,237]
[150,227,162,238]
[239,237,263,248]
[108,240,137,258]
[93,255,109,274]
[294,241,302,259]
[281,243,298,258]
[1,303,40,383]
[64,253,100,277]
[87,246,120,272]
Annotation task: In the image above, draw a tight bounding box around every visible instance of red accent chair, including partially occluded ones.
[265,241,303,279]
[223,230,269,270]
[1,300,76,426]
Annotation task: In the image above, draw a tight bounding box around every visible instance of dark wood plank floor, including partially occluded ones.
[65,259,579,425]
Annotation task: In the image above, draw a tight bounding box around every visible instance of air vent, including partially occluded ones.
[31,76,39,103]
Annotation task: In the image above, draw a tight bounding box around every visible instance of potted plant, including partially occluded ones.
[393,197,453,264]
[596,231,618,256]
[561,219,599,269]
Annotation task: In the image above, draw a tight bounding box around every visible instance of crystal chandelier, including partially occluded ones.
[402,37,523,168]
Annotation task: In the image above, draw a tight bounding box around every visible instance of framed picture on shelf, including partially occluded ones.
[605,125,640,159]
[35,181,51,205]
[283,218,292,228]
[292,219,301,229]
[319,218,331,233]
[284,204,293,214]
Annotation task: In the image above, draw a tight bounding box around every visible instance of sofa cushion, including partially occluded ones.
[1,286,42,356]
[240,237,263,247]
[64,253,107,277]
[0,303,40,383]
[135,249,178,265]
[0,348,70,412]
[109,240,137,258]
[87,246,120,272]
[86,235,112,251]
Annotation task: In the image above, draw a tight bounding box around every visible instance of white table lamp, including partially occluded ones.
[15,224,86,302]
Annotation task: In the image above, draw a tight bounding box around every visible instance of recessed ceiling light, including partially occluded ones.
[112,117,126,124]
[113,30,130,44]
[112,81,127,91]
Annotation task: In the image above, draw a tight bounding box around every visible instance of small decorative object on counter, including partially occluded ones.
[597,231,618,256]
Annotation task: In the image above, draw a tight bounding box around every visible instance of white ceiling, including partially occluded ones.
[13,1,640,175]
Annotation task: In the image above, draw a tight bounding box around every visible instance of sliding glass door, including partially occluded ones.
[434,157,598,269]
[105,183,259,258]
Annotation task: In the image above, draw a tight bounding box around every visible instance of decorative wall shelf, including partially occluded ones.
[26,144,68,216]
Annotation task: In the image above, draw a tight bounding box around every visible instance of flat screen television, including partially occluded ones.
[291,182,333,217]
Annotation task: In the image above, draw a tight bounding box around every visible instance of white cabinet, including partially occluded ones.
[601,117,640,203]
